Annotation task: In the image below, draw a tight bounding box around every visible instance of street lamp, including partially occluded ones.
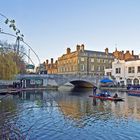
[0,30,39,70]
[0,45,35,66]
[0,13,41,71]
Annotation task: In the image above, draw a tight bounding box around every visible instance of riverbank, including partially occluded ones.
[0,87,58,95]
[0,86,128,95]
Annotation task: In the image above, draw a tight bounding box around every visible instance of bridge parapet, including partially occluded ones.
[16,74,104,88]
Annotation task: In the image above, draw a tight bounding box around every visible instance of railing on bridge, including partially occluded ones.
[16,74,106,88]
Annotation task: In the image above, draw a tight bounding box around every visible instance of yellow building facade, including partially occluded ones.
[57,44,114,76]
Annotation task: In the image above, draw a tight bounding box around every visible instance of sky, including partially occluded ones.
[0,0,140,66]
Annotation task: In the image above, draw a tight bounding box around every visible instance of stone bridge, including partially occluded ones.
[16,74,105,88]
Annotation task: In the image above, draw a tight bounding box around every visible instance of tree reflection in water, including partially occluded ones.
[0,89,140,139]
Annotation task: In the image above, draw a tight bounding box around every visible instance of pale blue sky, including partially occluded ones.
[1,0,140,66]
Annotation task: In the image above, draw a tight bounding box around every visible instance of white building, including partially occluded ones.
[105,59,140,86]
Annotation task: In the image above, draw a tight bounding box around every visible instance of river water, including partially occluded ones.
[0,86,140,140]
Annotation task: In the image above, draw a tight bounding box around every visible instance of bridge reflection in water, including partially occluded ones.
[1,87,140,140]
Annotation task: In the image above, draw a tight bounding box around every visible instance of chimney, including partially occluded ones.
[105,48,109,55]
[46,59,49,64]
[132,50,134,55]
[76,44,80,51]
[55,60,58,64]
[81,44,85,51]
[121,51,124,59]
[66,48,71,54]
[51,58,53,64]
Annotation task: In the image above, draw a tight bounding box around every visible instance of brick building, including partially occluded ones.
[57,44,114,76]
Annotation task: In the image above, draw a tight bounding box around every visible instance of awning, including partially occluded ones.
[100,78,113,83]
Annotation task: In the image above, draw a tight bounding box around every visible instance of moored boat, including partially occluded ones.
[127,91,140,96]
[127,85,140,96]
[127,89,140,94]
[127,85,140,92]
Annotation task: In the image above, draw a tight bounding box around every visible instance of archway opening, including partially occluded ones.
[70,80,94,88]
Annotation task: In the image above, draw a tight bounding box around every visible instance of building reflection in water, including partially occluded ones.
[16,89,140,122]
[7,88,140,123]
[54,88,140,124]
[1,88,140,140]
[1,88,140,127]
[18,90,43,101]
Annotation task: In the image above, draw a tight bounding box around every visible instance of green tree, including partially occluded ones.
[0,41,26,79]
[0,53,19,79]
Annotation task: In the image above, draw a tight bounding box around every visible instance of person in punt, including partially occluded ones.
[93,86,97,95]
[113,93,118,98]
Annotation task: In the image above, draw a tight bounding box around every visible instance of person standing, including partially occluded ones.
[93,86,97,95]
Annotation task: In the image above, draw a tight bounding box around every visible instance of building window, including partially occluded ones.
[91,65,94,71]
[107,72,111,76]
[103,59,105,63]
[97,66,100,71]
[137,66,140,73]
[97,59,100,63]
[80,64,85,71]
[128,67,134,73]
[72,66,74,71]
[109,60,112,63]
[91,58,94,62]
[81,57,84,61]
[116,68,121,74]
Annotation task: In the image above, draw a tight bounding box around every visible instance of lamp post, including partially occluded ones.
[0,13,41,72]
[0,13,23,54]
[0,45,35,66]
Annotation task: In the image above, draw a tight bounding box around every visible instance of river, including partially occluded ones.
[0,86,140,140]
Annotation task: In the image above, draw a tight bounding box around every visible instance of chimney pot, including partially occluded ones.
[105,48,109,55]
[51,58,53,64]
[132,50,134,55]
[46,59,49,64]
[66,48,71,54]
[76,44,80,51]
[81,44,85,51]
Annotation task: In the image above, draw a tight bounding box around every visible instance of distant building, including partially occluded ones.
[113,48,139,61]
[36,63,47,74]
[57,44,114,76]
[105,59,140,86]
[45,58,57,74]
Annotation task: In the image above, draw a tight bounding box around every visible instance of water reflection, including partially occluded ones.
[1,87,140,139]
[18,90,43,101]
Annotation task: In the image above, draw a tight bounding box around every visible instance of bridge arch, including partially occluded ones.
[70,80,95,88]
[55,75,98,87]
